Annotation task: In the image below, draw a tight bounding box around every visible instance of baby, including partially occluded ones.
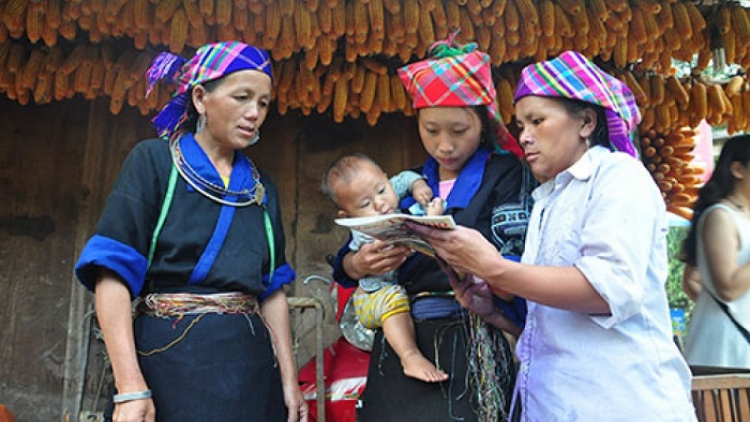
[322,153,447,383]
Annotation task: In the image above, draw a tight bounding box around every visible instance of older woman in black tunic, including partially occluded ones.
[75,42,308,422]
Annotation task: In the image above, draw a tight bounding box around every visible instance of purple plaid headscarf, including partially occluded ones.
[514,51,641,157]
[146,41,273,140]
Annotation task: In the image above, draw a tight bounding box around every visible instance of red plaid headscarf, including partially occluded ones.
[398,38,522,158]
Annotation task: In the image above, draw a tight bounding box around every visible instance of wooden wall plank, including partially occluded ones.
[62,98,156,420]
[0,97,89,421]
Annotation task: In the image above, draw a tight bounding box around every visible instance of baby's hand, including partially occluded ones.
[425,198,445,216]
[411,179,433,207]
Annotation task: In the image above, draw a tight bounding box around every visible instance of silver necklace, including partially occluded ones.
[170,139,265,207]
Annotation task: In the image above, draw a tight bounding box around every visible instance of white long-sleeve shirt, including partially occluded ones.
[515,146,695,421]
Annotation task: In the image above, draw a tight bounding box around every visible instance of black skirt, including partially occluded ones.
[357,316,515,422]
[105,312,287,422]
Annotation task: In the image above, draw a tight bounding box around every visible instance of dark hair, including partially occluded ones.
[474,105,500,149]
[321,153,382,205]
[553,97,610,148]
[681,134,750,265]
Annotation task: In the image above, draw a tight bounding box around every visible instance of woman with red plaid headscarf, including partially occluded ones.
[331,35,532,422]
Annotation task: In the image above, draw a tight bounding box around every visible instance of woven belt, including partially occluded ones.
[136,292,258,317]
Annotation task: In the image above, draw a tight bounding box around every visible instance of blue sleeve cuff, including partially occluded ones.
[260,263,296,301]
[74,234,148,297]
[493,295,527,328]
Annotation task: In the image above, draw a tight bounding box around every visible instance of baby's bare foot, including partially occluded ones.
[401,352,449,383]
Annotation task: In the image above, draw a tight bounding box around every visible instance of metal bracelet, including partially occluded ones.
[113,389,152,404]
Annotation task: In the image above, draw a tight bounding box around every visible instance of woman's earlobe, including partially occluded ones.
[192,85,207,114]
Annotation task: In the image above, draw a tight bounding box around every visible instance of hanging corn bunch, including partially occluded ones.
[0,0,749,133]
[640,126,706,221]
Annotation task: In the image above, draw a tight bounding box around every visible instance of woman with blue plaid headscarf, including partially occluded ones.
[75,42,308,422]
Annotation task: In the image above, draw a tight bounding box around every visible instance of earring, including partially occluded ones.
[249,129,260,145]
[196,114,206,134]
[585,137,591,148]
